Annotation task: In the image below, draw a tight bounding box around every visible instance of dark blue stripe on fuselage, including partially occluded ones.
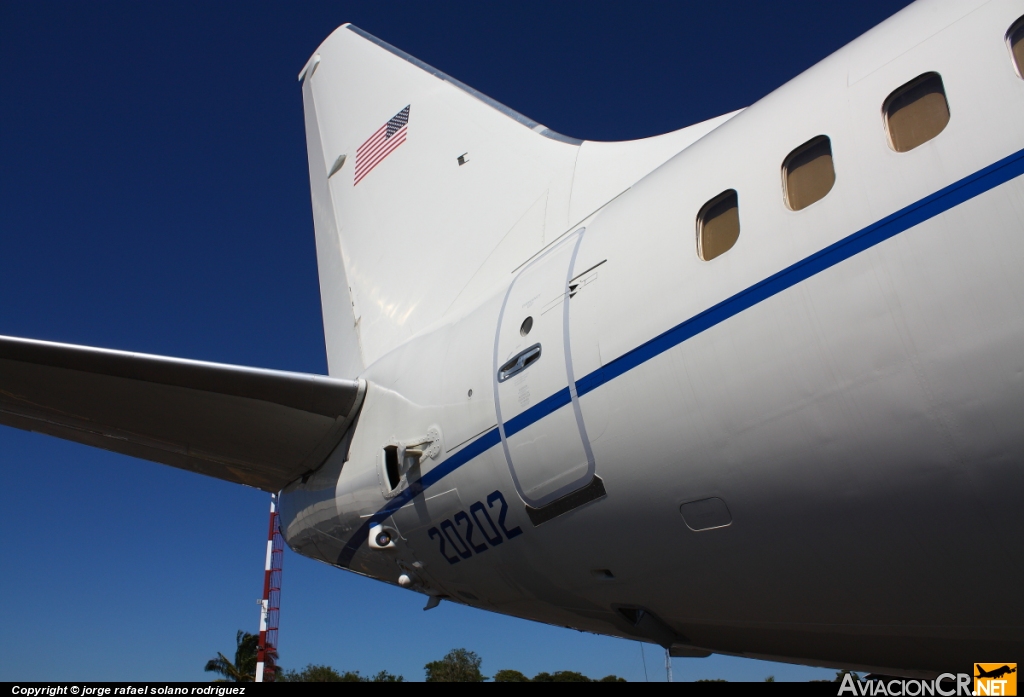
[576,148,1024,397]
[336,146,1024,566]
[504,387,572,438]
[336,427,502,565]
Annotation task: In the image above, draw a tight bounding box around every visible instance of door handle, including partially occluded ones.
[498,344,542,383]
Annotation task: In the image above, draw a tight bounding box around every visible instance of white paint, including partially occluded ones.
[5,0,1024,678]
[283,0,1024,675]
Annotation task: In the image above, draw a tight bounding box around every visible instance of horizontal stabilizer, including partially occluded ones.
[0,335,364,492]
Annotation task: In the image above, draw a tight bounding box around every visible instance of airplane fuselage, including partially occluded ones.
[280,0,1024,675]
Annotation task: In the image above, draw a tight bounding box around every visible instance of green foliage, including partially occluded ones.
[697,678,729,682]
[493,669,531,682]
[367,670,405,682]
[493,669,626,682]
[425,648,487,682]
[204,631,259,683]
[268,644,635,684]
[276,665,348,682]
[277,665,404,682]
[835,670,862,682]
[765,675,776,682]
[533,671,593,682]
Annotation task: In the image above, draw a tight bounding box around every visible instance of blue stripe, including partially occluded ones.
[577,147,1024,397]
[504,387,572,438]
[337,146,1024,566]
[337,427,501,564]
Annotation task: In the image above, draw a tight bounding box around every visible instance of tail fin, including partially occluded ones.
[300,24,580,375]
[300,24,737,375]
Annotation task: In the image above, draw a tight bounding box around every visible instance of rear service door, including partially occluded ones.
[493,231,596,509]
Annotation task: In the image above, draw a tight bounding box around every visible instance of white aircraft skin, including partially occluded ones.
[282,0,1024,675]
[2,0,1022,677]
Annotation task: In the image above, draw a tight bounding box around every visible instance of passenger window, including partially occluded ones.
[782,136,835,211]
[1008,15,1024,79]
[883,72,950,152]
[697,190,740,261]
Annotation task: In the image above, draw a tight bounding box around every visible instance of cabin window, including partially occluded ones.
[782,136,835,211]
[697,190,740,261]
[1008,16,1024,79]
[883,72,950,152]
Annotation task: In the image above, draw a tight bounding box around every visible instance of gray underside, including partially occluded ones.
[0,335,364,492]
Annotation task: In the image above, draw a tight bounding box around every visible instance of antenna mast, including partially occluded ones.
[255,493,283,682]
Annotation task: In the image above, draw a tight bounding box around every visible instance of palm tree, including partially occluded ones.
[205,631,259,682]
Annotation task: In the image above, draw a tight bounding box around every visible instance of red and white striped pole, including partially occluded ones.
[255,493,283,682]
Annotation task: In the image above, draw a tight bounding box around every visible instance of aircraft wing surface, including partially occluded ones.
[0,335,364,492]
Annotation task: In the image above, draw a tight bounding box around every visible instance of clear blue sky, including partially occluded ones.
[1,0,914,682]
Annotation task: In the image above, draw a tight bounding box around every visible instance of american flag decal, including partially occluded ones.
[354,105,410,185]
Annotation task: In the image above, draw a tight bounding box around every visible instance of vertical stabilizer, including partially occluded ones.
[299,25,582,375]
[301,63,365,378]
[300,25,736,375]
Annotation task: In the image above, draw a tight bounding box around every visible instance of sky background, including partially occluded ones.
[1,0,915,682]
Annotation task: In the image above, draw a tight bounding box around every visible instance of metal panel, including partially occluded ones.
[0,335,364,491]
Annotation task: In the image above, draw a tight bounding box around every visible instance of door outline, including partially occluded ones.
[492,228,596,508]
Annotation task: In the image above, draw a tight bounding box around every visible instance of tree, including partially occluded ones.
[425,648,487,682]
[493,669,531,682]
[276,665,348,682]
[532,671,592,682]
[494,669,626,682]
[277,665,405,682]
[367,671,405,682]
[204,631,258,682]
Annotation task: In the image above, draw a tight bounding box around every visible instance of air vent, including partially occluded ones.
[618,607,645,626]
[383,445,401,490]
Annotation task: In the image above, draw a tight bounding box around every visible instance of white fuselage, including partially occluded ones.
[280,0,1024,675]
